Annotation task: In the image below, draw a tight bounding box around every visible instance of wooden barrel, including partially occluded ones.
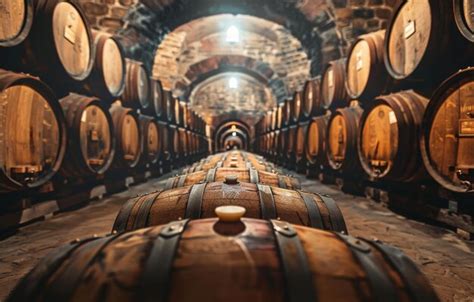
[292,91,303,123]
[158,121,171,162]
[359,91,428,182]
[421,67,474,193]
[138,115,160,166]
[109,104,142,169]
[0,0,33,47]
[269,107,276,131]
[327,105,363,173]
[0,0,94,96]
[169,125,180,161]
[150,79,164,118]
[114,181,346,233]
[59,94,115,178]
[179,128,188,158]
[306,115,330,168]
[321,58,349,110]
[285,98,294,125]
[282,99,291,127]
[384,0,474,86]
[122,59,151,111]
[164,168,301,190]
[454,0,474,42]
[302,77,322,118]
[174,99,181,126]
[346,30,392,102]
[182,103,189,128]
[0,69,66,192]
[278,128,288,159]
[286,125,297,163]
[10,215,439,302]
[166,92,176,124]
[81,30,125,102]
[295,122,309,168]
[275,104,283,129]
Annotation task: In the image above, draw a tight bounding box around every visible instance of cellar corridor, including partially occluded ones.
[1,0,474,301]
[1,165,473,301]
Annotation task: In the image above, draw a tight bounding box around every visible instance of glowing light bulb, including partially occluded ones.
[232,132,237,137]
[226,25,240,43]
[229,77,238,89]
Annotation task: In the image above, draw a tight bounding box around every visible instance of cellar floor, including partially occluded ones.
[0,171,473,302]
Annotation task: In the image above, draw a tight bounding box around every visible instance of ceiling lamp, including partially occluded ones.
[226,25,240,43]
[228,77,238,89]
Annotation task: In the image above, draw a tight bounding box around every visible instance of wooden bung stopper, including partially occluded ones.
[215,205,246,222]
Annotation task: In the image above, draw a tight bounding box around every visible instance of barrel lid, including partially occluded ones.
[224,175,239,184]
[215,206,246,222]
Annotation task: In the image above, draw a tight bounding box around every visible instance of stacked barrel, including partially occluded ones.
[0,0,208,194]
[255,0,474,201]
[7,149,439,302]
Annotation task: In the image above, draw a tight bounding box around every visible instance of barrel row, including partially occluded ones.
[256,66,474,194]
[0,69,209,193]
[0,0,207,135]
[256,0,474,134]
[7,152,439,302]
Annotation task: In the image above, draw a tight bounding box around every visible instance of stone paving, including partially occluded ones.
[0,172,473,301]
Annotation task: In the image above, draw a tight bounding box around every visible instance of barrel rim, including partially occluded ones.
[453,0,474,42]
[0,0,33,47]
[0,73,67,190]
[69,94,116,175]
[112,105,143,168]
[420,67,474,193]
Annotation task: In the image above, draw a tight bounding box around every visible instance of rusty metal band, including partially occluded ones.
[335,233,398,302]
[165,177,176,190]
[43,234,120,301]
[298,191,324,229]
[370,240,440,302]
[271,220,316,302]
[113,195,147,233]
[177,175,187,187]
[319,194,347,234]
[185,183,206,219]
[249,168,259,184]
[278,175,288,189]
[206,168,217,182]
[133,191,164,230]
[139,219,190,302]
[257,184,277,219]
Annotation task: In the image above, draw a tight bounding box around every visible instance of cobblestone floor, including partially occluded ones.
[0,172,473,301]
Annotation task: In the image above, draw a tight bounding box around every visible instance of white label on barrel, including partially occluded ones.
[64,11,77,44]
[81,110,87,122]
[404,20,416,39]
[356,51,363,71]
[328,69,334,88]
[389,111,397,124]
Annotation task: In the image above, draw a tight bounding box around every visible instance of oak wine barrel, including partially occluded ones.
[122,59,151,111]
[113,181,346,233]
[0,0,33,47]
[109,103,142,169]
[454,0,474,42]
[275,104,283,129]
[286,125,297,164]
[295,122,309,170]
[59,94,115,178]
[164,168,301,190]
[158,121,171,162]
[327,104,363,174]
[9,216,438,302]
[81,30,125,102]
[0,0,94,96]
[270,107,277,131]
[0,69,66,192]
[306,115,330,168]
[358,91,428,181]
[138,115,160,166]
[149,79,164,118]
[346,30,392,102]
[321,58,349,110]
[182,103,189,128]
[178,127,188,158]
[292,90,303,123]
[174,99,181,126]
[277,128,288,162]
[384,0,474,87]
[166,92,177,124]
[170,125,180,161]
[421,67,474,193]
[302,77,322,118]
[285,97,294,125]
